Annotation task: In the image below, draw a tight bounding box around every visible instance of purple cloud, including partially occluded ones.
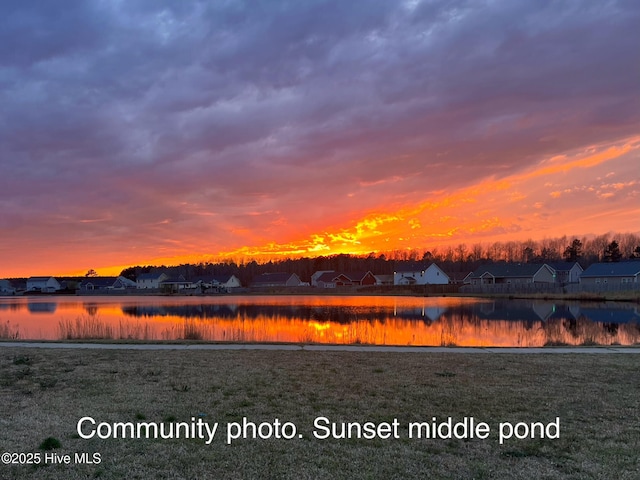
[0,0,638,272]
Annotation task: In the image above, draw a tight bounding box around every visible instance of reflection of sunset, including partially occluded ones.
[2,296,639,347]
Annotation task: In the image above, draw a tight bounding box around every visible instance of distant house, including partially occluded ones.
[136,272,169,289]
[26,276,61,293]
[547,262,583,284]
[333,271,377,287]
[315,271,338,288]
[312,271,377,288]
[467,264,556,286]
[393,263,450,286]
[159,276,194,293]
[580,262,640,287]
[444,271,470,285]
[0,279,16,295]
[213,275,242,290]
[374,274,394,286]
[311,271,335,287]
[194,275,242,291]
[79,276,137,292]
[251,272,302,288]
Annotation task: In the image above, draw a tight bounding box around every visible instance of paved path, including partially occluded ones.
[1,342,639,353]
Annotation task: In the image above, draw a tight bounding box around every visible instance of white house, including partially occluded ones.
[212,275,242,290]
[136,272,169,289]
[26,276,61,293]
[394,263,450,286]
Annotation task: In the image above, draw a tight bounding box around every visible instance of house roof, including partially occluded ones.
[444,271,469,283]
[337,271,374,282]
[193,275,237,284]
[213,275,237,284]
[27,276,57,282]
[117,277,137,287]
[161,275,188,284]
[470,263,550,279]
[316,272,338,283]
[137,272,167,281]
[81,276,137,288]
[251,272,298,285]
[547,262,583,272]
[80,277,119,288]
[394,262,430,273]
[311,270,334,278]
[374,274,394,283]
[316,271,375,283]
[581,262,640,278]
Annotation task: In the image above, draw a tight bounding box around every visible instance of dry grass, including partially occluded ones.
[1,348,639,479]
[57,315,156,341]
[0,320,20,340]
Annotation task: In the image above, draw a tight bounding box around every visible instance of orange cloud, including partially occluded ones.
[212,134,640,260]
[39,134,640,277]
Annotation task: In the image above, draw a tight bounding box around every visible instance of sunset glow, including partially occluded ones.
[1,2,638,277]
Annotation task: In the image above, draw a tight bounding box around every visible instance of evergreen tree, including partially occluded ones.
[563,239,582,262]
[603,240,622,262]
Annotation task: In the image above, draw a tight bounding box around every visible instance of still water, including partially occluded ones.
[1,295,639,347]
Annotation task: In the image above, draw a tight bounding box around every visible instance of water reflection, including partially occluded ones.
[0,296,638,346]
[27,302,57,313]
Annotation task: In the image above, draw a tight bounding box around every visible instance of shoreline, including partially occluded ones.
[7,288,640,303]
[1,341,640,353]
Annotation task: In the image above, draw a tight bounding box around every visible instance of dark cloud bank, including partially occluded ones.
[1,0,638,251]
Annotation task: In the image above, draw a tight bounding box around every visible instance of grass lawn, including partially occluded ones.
[1,347,639,479]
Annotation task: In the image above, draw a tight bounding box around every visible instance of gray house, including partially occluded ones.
[313,271,377,288]
[547,262,584,285]
[251,273,301,288]
[0,279,16,295]
[311,271,335,287]
[579,262,640,287]
[467,263,556,286]
[159,275,194,293]
[79,276,136,292]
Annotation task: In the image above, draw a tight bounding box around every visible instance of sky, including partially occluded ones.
[1,0,639,277]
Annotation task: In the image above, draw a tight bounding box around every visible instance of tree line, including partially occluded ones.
[119,233,640,285]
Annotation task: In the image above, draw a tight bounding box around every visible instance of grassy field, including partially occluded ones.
[1,348,639,479]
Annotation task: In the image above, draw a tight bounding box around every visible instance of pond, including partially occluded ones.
[1,295,639,347]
